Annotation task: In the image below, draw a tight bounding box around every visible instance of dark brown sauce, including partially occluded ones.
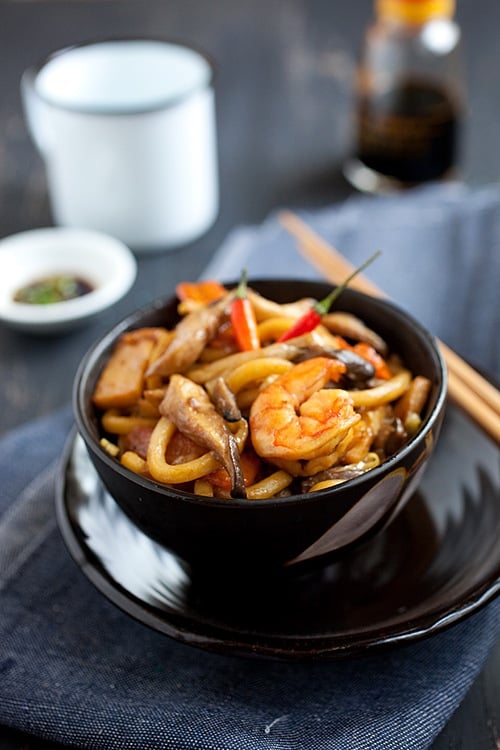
[13,274,94,305]
[354,78,460,183]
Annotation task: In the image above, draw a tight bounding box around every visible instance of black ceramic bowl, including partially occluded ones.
[73,279,447,579]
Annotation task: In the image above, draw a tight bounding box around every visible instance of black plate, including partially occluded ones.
[55,403,500,660]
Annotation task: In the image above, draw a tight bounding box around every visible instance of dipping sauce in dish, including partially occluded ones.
[13,274,94,305]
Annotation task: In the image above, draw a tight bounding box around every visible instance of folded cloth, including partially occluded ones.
[0,409,499,750]
[1,184,499,750]
[203,181,500,379]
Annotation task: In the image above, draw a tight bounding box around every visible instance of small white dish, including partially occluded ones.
[0,227,137,334]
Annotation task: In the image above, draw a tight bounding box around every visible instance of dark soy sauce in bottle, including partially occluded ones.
[345,0,464,192]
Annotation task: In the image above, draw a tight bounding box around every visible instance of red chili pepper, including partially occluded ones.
[277,251,381,342]
[276,308,322,342]
[230,269,260,351]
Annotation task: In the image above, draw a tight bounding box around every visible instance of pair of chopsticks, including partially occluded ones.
[279,210,500,445]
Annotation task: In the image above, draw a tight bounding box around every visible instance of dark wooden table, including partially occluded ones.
[1,0,498,747]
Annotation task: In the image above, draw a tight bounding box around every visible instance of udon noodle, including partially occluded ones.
[92,280,432,500]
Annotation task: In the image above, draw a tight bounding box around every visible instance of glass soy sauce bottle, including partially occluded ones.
[344,0,464,192]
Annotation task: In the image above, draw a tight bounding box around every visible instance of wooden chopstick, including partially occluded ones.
[279,210,500,445]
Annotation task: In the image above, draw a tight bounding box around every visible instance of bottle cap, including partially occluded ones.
[376,0,455,23]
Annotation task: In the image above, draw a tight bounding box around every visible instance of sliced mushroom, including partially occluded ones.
[147,293,233,377]
[301,464,367,492]
[159,374,246,498]
[206,376,242,422]
[322,311,388,355]
[292,345,375,385]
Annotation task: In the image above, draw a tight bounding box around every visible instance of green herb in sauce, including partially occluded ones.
[13,274,94,305]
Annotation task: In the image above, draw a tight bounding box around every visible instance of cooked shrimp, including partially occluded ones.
[249,356,361,475]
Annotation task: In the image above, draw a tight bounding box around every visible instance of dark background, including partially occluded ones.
[0,1,499,747]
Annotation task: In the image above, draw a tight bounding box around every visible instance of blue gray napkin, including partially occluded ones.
[1,183,499,750]
[204,181,500,379]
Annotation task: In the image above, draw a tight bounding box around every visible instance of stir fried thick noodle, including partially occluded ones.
[92,280,432,500]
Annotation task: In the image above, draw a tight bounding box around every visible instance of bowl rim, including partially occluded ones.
[22,36,216,117]
[0,226,137,328]
[73,279,448,509]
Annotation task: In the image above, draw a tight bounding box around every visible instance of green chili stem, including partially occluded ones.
[314,251,382,315]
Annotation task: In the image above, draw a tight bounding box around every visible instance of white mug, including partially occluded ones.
[21,39,219,253]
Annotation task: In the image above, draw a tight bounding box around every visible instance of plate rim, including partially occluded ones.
[55,425,500,661]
